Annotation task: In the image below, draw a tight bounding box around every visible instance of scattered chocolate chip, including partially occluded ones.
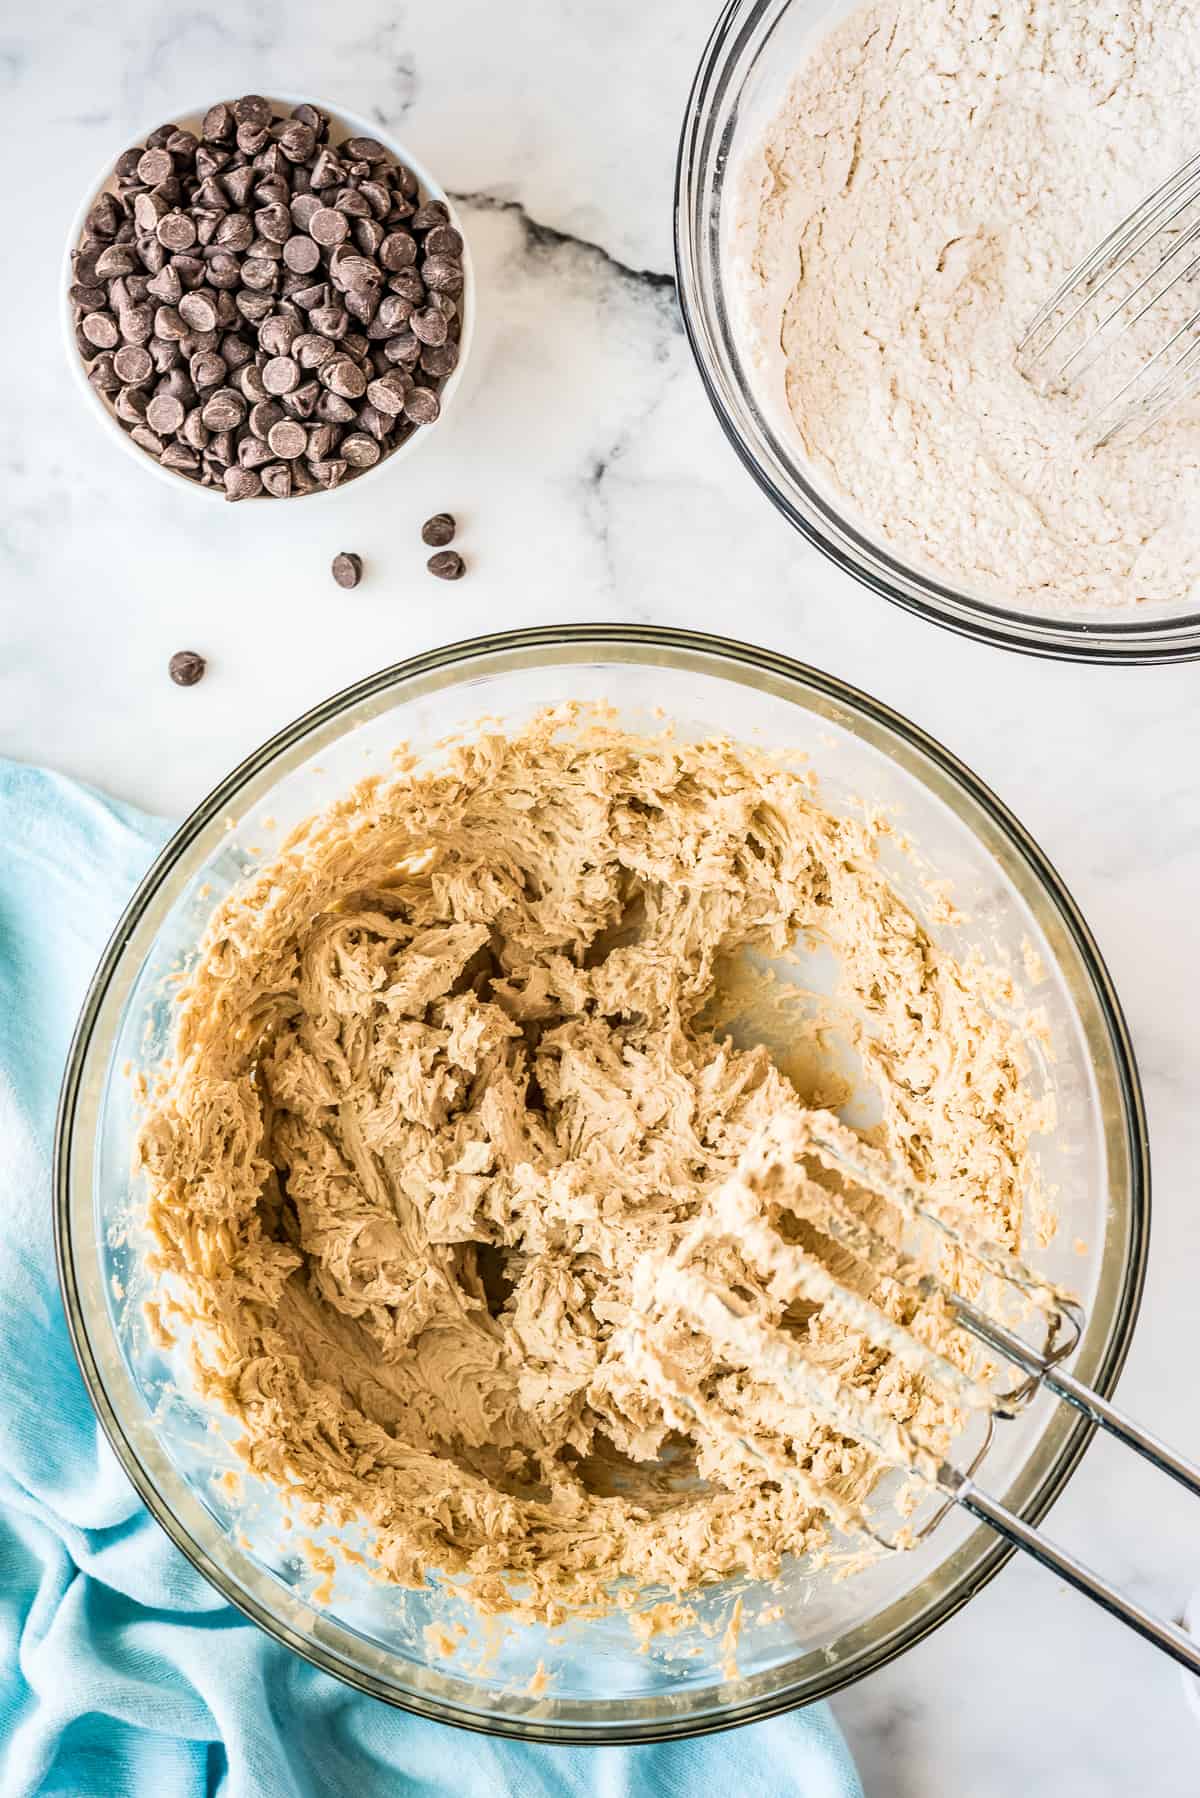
[421,512,456,547]
[331,551,363,588]
[426,549,464,580]
[169,650,206,686]
[71,98,464,498]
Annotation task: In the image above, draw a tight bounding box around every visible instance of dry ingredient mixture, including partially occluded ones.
[138,707,1046,1619]
[733,0,1200,611]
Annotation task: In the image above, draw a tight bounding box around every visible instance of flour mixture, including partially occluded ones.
[138,707,1046,1619]
[733,0,1200,611]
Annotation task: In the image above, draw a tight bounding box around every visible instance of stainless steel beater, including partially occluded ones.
[1016,151,1200,449]
[628,1116,1200,1677]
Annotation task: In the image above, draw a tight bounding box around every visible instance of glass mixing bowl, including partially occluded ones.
[675,0,1200,663]
[55,625,1148,1741]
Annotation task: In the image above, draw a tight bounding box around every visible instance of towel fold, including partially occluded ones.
[0,758,862,1798]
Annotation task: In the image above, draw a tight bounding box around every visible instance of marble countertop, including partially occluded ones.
[5,0,1200,1789]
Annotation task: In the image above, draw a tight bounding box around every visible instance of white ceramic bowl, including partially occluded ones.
[62,92,475,504]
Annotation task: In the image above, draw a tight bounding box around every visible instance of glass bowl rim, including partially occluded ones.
[673,0,1200,665]
[54,622,1150,1740]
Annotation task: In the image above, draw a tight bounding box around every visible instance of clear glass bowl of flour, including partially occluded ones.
[676,0,1200,663]
[56,626,1147,1740]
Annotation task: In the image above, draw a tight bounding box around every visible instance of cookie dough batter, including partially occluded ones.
[139,707,1045,1618]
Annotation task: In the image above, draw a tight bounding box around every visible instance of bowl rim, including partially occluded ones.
[53,622,1150,1740]
[673,0,1200,665]
[62,89,475,505]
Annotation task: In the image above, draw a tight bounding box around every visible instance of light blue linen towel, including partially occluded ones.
[0,757,863,1798]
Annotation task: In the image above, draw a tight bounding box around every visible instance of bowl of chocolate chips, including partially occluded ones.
[64,94,472,501]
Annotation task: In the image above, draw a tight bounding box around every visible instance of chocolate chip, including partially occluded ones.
[216,212,254,252]
[70,283,107,313]
[344,136,388,163]
[129,422,164,456]
[202,102,234,141]
[340,432,381,468]
[267,419,307,459]
[87,193,123,238]
[316,391,356,424]
[146,264,182,304]
[178,290,218,332]
[187,348,224,390]
[255,201,292,245]
[310,147,343,189]
[421,255,463,297]
[323,357,367,399]
[277,119,316,163]
[153,305,188,341]
[404,385,440,425]
[169,650,206,685]
[157,211,197,251]
[201,386,246,430]
[366,370,407,416]
[82,311,119,349]
[161,441,200,474]
[411,306,448,347]
[88,352,122,393]
[95,243,138,279]
[234,94,272,127]
[384,331,421,366]
[379,230,417,271]
[146,392,185,435]
[331,551,363,587]
[240,256,278,292]
[262,355,300,395]
[239,434,275,468]
[119,302,155,344]
[312,457,348,488]
[411,201,449,233]
[261,461,292,496]
[291,103,327,138]
[223,465,262,500]
[310,303,348,339]
[309,207,349,246]
[137,147,174,186]
[425,224,463,258]
[421,512,456,547]
[249,398,284,438]
[284,379,320,418]
[426,549,464,580]
[283,233,320,274]
[420,340,459,378]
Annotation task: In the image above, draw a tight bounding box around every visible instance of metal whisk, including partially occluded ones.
[1016,151,1200,449]
[627,1114,1200,1677]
